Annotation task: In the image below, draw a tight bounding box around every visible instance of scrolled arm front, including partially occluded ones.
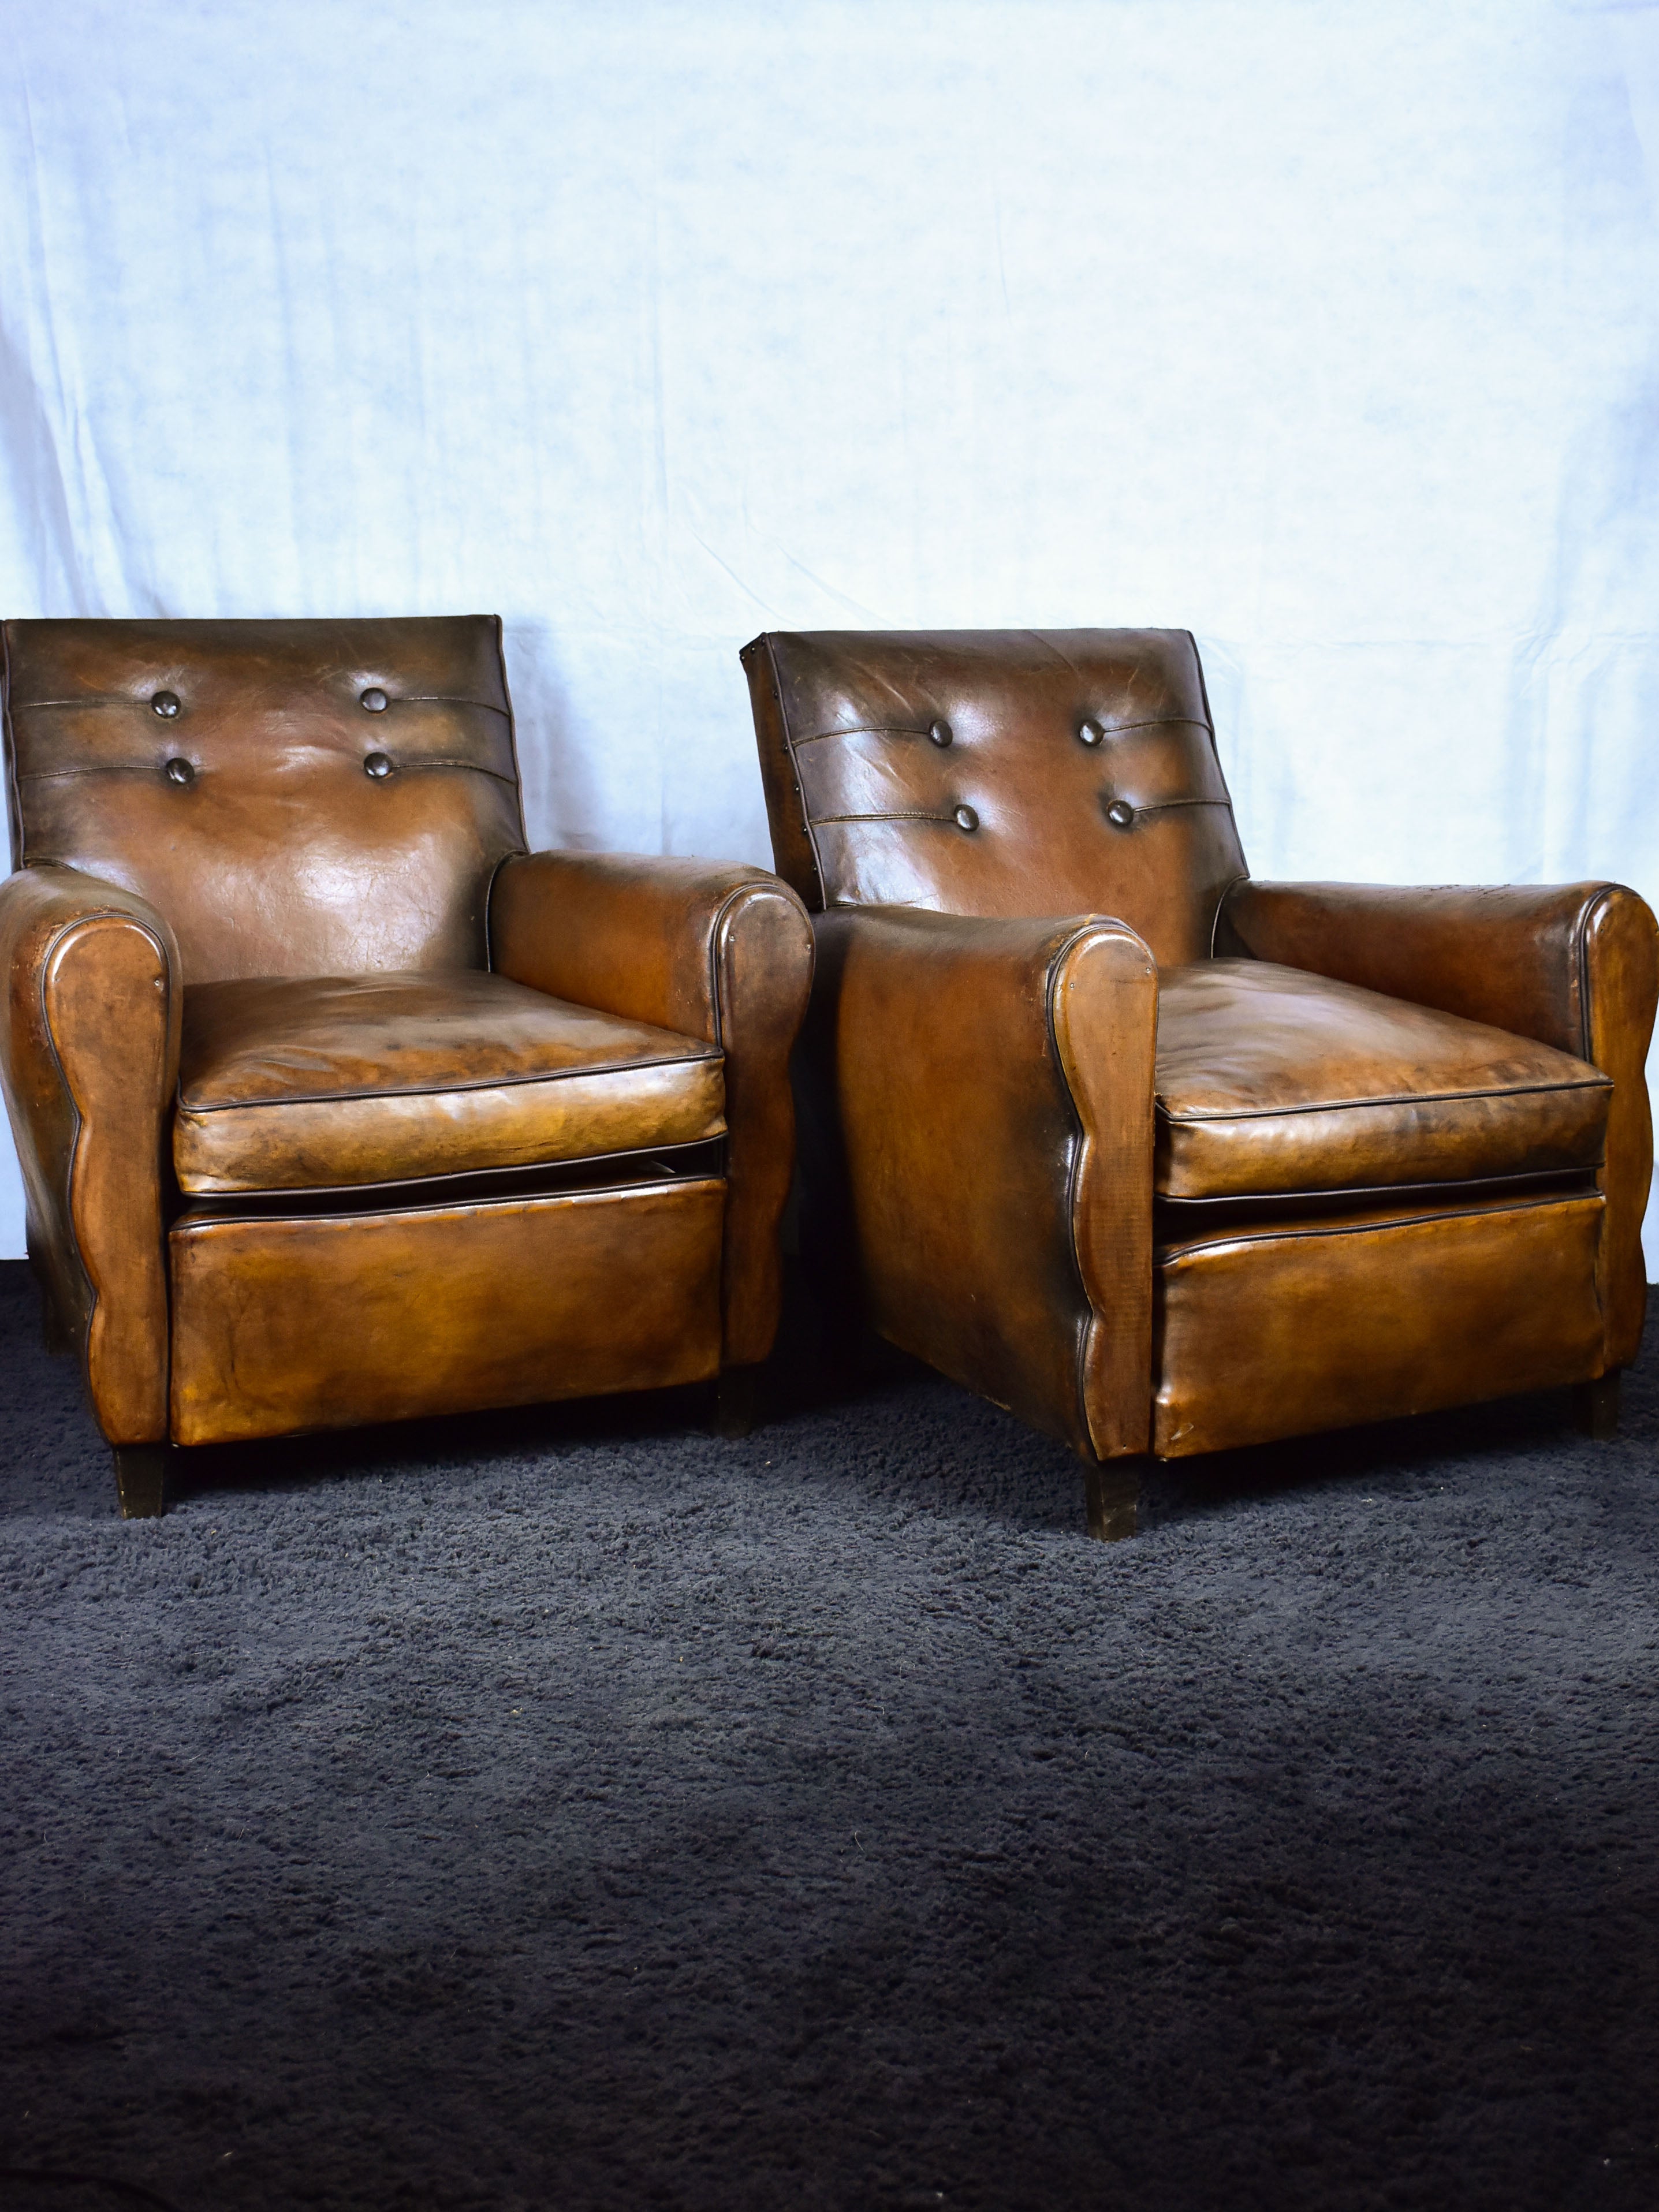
[0,863,181,1443]
[810,906,1158,1461]
[1220,878,1659,1366]
[488,851,815,1367]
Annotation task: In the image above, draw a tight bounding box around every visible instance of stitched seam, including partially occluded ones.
[10,691,512,715]
[789,713,1210,748]
[178,1047,721,1117]
[41,912,173,1389]
[1209,872,1250,959]
[1158,1188,1603,1262]
[767,637,826,912]
[1158,1075,1611,1122]
[177,1136,727,1204]
[1573,887,1613,1064]
[1049,923,1129,1457]
[172,1175,728,1234]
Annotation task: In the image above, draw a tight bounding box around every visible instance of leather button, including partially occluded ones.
[1105,799,1136,829]
[151,691,181,719]
[953,804,978,832]
[364,752,394,779]
[360,687,389,713]
[1078,719,1105,747]
[929,719,953,748]
[163,757,194,786]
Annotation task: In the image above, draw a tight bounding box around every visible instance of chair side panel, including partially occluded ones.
[3,616,526,983]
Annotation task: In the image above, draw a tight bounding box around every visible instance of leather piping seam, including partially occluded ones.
[1572,886,1614,1064]
[174,1136,728,1205]
[1209,872,1250,958]
[788,714,1209,749]
[1159,1075,1610,1122]
[10,692,512,716]
[16,758,520,786]
[177,1047,721,1116]
[1046,922,1131,1460]
[765,635,827,911]
[704,879,791,1052]
[170,1175,728,1236]
[1157,1187,1603,1262]
[1157,1165,1602,1209]
[482,848,520,972]
[2,625,22,867]
[493,614,531,851]
[40,908,174,1388]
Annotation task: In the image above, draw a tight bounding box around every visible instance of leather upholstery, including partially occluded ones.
[489,852,815,1367]
[3,617,524,983]
[170,1180,726,1446]
[1154,960,1609,1200]
[0,863,179,1444]
[744,626,1658,1495]
[743,628,1247,967]
[0,618,814,1498]
[1154,1191,1606,1456]
[1220,879,1658,1367]
[175,972,724,1193]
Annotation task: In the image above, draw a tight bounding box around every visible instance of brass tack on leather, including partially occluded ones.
[1078,719,1105,746]
[163,756,194,786]
[360,687,389,713]
[1105,799,1136,828]
[151,691,181,719]
[953,804,978,831]
[364,751,394,779]
[929,719,953,747]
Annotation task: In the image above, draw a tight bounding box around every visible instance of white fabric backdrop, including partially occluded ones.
[2,0,1657,1262]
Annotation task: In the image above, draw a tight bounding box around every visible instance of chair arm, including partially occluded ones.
[489,851,814,1366]
[811,906,1158,1460]
[0,864,181,1442]
[1220,878,1659,1365]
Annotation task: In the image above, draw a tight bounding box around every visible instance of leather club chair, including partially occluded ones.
[741,627,1657,1538]
[1,617,813,1517]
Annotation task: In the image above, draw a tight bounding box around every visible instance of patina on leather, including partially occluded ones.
[175,972,724,1193]
[1,617,814,1507]
[744,626,1658,1517]
[1154,960,1610,1200]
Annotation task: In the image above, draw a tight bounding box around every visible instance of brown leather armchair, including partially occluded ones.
[741,627,1657,1537]
[1,617,813,1516]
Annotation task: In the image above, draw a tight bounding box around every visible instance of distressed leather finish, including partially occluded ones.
[743,628,1246,967]
[810,906,1157,1461]
[0,863,180,1443]
[1154,1192,1606,1457]
[1221,881,1658,1365]
[175,972,724,1194]
[170,1179,725,1445]
[490,852,814,1367]
[3,617,525,983]
[1154,960,1610,1200]
[0,617,814,1501]
[743,626,1656,1512]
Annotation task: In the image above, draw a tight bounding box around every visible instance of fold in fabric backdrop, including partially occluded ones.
[1,0,1656,1260]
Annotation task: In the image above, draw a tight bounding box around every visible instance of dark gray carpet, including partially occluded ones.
[1,1258,1655,2212]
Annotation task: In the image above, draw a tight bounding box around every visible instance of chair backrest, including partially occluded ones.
[2,616,526,984]
[743,628,1248,967]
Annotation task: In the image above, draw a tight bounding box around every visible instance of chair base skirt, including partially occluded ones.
[1153,1192,1606,1460]
[168,1177,726,1446]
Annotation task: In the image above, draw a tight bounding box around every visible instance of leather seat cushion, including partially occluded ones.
[174,972,725,1195]
[1154,960,1610,1200]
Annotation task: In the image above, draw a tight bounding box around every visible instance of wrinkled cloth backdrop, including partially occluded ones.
[2,0,1657,1260]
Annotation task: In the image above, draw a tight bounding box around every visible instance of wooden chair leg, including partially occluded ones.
[713,1367,764,1440]
[40,1293,76,1357]
[113,1445,170,1520]
[1574,1372,1621,1442]
[1083,1460,1142,1542]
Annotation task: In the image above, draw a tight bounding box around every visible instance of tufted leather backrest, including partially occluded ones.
[742,628,1248,968]
[3,616,526,984]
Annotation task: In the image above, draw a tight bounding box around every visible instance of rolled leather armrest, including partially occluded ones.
[488,851,815,1366]
[1220,878,1659,1366]
[811,906,1158,1461]
[0,864,181,1442]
